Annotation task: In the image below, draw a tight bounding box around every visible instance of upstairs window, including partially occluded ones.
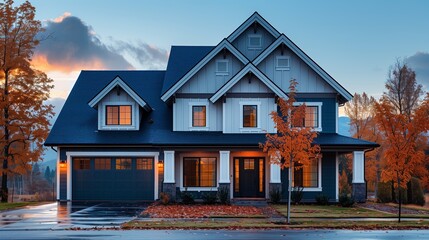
[248,34,262,49]
[276,56,290,70]
[216,60,229,75]
[243,105,257,128]
[192,106,207,127]
[292,102,323,131]
[106,105,132,125]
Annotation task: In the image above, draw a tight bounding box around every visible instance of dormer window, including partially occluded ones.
[276,56,290,70]
[216,60,229,75]
[248,34,262,49]
[106,105,132,125]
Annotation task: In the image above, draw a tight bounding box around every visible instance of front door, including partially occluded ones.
[233,157,265,198]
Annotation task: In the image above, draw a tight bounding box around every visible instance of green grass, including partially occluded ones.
[272,204,395,218]
[123,219,429,230]
[0,202,46,211]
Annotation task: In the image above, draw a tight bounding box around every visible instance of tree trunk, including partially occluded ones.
[287,157,293,224]
[1,71,9,203]
[398,177,402,223]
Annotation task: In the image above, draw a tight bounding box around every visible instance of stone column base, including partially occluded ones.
[218,183,231,202]
[352,183,366,203]
[163,183,177,202]
[269,183,282,202]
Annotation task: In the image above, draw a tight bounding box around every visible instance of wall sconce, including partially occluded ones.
[157,159,164,168]
[60,160,67,168]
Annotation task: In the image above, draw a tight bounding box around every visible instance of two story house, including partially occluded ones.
[45,12,378,202]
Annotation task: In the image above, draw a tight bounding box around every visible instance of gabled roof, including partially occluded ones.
[162,46,214,96]
[253,34,353,103]
[210,63,287,103]
[88,76,152,112]
[227,11,281,43]
[161,39,249,102]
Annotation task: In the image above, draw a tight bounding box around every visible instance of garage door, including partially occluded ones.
[72,157,154,201]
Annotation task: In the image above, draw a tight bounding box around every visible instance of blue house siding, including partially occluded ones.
[281,152,337,202]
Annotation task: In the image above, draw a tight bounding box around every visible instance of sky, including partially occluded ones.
[20,0,429,116]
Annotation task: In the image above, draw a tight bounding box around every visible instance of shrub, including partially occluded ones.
[291,186,304,205]
[159,192,170,205]
[269,188,281,203]
[377,182,392,203]
[339,193,355,207]
[201,191,217,204]
[407,177,425,206]
[180,188,195,204]
[315,194,329,205]
[217,186,229,204]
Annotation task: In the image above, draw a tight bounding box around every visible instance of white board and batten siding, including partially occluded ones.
[223,97,276,134]
[257,47,335,93]
[173,99,223,131]
[97,88,140,130]
[231,26,276,61]
[177,52,244,94]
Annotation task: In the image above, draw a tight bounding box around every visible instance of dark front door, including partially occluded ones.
[233,157,265,198]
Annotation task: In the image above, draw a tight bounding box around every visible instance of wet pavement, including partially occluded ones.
[0,202,147,230]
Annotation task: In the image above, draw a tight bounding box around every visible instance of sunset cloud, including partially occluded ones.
[405,52,429,90]
[33,13,133,73]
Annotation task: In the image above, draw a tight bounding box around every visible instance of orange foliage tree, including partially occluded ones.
[374,94,429,222]
[0,0,54,202]
[261,79,320,223]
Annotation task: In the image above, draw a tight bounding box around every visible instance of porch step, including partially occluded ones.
[232,199,268,206]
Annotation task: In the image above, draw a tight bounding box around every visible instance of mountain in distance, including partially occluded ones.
[338,116,351,137]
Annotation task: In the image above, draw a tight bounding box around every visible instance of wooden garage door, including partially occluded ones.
[72,157,154,201]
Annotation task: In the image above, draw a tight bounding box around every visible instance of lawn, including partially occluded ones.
[272,204,394,218]
[0,202,45,211]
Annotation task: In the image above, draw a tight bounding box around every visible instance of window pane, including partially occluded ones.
[116,158,131,170]
[216,61,228,72]
[244,159,254,170]
[73,158,90,170]
[192,106,206,127]
[106,106,119,125]
[119,105,132,125]
[277,58,289,67]
[95,158,111,170]
[136,158,153,170]
[293,159,318,188]
[243,105,257,127]
[305,106,318,128]
[183,157,216,187]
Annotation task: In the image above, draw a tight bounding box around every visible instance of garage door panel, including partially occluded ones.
[72,157,154,201]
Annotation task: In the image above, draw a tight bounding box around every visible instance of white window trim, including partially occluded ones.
[248,34,262,50]
[215,59,229,76]
[275,56,290,71]
[293,102,323,132]
[99,101,139,131]
[179,153,219,191]
[239,101,261,133]
[188,101,209,131]
[292,157,322,192]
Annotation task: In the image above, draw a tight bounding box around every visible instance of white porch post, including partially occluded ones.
[352,151,365,184]
[219,151,230,184]
[270,164,281,184]
[163,151,175,183]
[352,151,366,202]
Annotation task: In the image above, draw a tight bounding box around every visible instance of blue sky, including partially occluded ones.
[25,0,429,101]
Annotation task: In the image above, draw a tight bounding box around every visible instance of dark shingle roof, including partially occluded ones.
[161,46,214,96]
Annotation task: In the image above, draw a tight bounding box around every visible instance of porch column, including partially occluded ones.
[269,154,282,201]
[352,151,366,202]
[163,151,176,201]
[219,151,231,200]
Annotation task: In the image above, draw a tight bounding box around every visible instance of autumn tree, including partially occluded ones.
[261,79,320,224]
[0,0,54,202]
[344,93,383,194]
[374,93,429,222]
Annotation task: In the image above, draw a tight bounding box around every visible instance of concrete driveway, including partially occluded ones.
[0,202,147,230]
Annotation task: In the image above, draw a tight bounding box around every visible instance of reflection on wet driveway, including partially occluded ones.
[0,202,147,230]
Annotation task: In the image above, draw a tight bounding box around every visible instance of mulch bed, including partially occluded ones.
[359,202,429,215]
[142,204,265,218]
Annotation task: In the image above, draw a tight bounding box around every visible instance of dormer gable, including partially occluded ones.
[161,39,249,102]
[227,12,280,61]
[254,34,353,104]
[88,76,152,131]
[210,64,287,103]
